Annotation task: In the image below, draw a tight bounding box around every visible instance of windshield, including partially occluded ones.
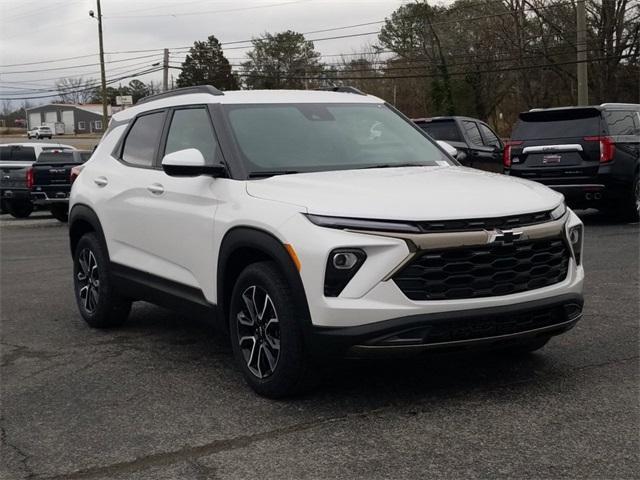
[223,103,453,176]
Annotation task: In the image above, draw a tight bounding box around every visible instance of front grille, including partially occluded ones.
[416,210,551,233]
[393,237,570,301]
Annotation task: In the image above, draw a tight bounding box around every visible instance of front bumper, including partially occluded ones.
[307,293,583,358]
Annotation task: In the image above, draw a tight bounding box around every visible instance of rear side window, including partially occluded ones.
[604,111,637,136]
[79,152,92,162]
[121,111,165,167]
[164,108,220,163]
[0,146,11,161]
[0,146,36,162]
[417,121,462,142]
[36,152,76,164]
[513,109,601,140]
[478,123,501,147]
[463,121,483,147]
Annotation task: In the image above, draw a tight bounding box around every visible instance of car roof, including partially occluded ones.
[526,103,640,114]
[113,89,385,122]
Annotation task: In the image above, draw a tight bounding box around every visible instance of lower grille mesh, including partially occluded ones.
[393,237,570,301]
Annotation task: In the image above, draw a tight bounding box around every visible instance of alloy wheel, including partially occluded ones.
[236,285,281,379]
[77,248,100,314]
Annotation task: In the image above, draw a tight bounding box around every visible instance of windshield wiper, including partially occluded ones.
[248,170,300,178]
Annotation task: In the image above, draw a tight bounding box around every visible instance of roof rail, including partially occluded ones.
[600,102,640,108]
[137,85,224,105]
[315,86,366,95]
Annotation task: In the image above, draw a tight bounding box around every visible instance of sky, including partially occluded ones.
[0,0,413,104]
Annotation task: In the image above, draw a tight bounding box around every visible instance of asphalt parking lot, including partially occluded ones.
[1,211,638,480]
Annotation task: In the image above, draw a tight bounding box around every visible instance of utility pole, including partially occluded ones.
[163,48,169,92]
[576,0,589,105]
[90,1,108,130]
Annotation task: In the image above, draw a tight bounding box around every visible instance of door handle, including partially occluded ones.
[94,176,108,187]
[147,183,164,195]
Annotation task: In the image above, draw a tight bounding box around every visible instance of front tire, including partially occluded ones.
[73,233,131,328]
[229,261,310,398]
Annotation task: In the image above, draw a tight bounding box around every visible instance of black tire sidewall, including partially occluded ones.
[50,204,68,222]
[8,201,33,218]
[229,261,307,398]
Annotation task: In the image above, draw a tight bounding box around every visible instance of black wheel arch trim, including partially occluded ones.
[217,226,313,335]
[68,203,108,257]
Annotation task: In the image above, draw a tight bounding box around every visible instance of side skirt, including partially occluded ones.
[110,262,219,323]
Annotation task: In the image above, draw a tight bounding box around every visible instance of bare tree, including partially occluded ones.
[55,77,98,104]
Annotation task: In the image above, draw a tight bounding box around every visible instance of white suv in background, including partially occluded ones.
[27,125,54,139]
[69,86,585,397]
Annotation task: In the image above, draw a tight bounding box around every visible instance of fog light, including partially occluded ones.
[324,248,366,297]
[332,252,359,270]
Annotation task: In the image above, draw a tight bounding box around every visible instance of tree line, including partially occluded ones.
[6,0,637,135]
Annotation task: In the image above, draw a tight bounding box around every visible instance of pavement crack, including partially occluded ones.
[1,343,63,368]
[1,419,35,479]
[41,408,387,480]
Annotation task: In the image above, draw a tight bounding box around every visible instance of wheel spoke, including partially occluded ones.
[264,318,280,351]
[261,343,277,374]
[241,287,258,324]
[237,311,253,327]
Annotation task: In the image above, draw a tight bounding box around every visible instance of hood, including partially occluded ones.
[246,166,563,221]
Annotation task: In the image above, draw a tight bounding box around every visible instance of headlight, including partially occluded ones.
[551,202,567,220]
[324,248,366,297]
[305,214,421,233]
[568,224,583,265]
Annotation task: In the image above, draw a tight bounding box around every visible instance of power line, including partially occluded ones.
[0,53,162,75]
[105,0,312,19]
[0,66,164,101]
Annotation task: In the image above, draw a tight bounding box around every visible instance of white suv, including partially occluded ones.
[27,125,53,139]
[69,86,585,397]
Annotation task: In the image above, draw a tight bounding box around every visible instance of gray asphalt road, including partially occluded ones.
[1,211,638,480]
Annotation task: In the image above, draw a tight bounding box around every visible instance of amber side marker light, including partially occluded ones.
[284,244,301,271]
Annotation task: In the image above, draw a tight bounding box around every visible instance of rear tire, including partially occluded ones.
[7,200,33,218]
[229,261,311,398]
[619,172,640,223]
[50,204,68,222]
[73,233,131,328]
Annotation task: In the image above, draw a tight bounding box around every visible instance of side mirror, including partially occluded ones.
[161,148,226,177]
[437,140,458,158]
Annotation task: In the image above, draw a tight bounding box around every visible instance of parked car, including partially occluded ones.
[27,125,54,139]
[504,103,640,221]
[413,116,504,172]
[30,150,92,222]
[0,143,75,217]
[69,86,584,397]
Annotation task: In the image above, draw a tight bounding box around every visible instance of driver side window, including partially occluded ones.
[478,123,501,148]
[164,107,221,164]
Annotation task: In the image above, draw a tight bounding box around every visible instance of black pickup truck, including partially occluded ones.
[30,150,91,222]
[413,116,504,173]
[1,143,76,218]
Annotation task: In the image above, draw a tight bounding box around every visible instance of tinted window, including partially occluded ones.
[604,111,637,136]
[417,121,462,142]
[122,111,165,167]
[164,108,219,163]
[0,146,36,162]
[513,109,601,139]
[37,152,75,164]
[79,152,92,162]
[478,123,501,147]
[463,121,483,147]
[0,146,11,161]
[225,103,452,174]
